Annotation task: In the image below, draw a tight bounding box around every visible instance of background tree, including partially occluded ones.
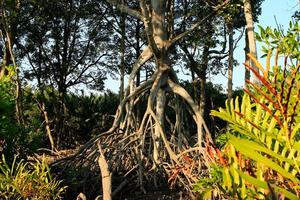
[244,0,258,83]
[0,0,24,124]
[18,0,111,148]
[178,0,227,118]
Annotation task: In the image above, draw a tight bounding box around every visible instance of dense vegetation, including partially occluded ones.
[195,22,300,199]
[0,0,299,199]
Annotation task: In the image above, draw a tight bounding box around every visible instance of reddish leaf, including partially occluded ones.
[246,79,280,110]
[216,148,227,166]
[244,89,283,127]
[244,62,277,96]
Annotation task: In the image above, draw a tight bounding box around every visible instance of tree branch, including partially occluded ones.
[105,0,143,20]
[169,0,230,47]
[180,44,202,78]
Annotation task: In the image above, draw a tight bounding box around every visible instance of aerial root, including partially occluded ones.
[52,72,218,195]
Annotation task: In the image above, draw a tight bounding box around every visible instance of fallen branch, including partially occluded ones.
[97,142,112,200]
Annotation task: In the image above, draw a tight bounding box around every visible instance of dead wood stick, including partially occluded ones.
[97,142,112,200]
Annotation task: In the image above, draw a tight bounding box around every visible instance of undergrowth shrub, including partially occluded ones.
[0,155,66,199]
[0,67,43,160]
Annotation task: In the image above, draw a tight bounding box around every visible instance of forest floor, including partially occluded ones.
[118,191,187,200]
[31,148,191,200]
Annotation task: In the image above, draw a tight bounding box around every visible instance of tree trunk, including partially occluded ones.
[15,64,23,125]
[72,0,228,193]
[227,22,234,101]
[38,82,55,151]
[119,13,126,103]
[55,86,66,149]
[31,45,56,151]
[244,0,259,83]
[153,88,166,165]
[244,31,250,86]
[41,102,55,151]
[135,21,142,126]
[151,0,167,50]
[5,27,24,124]
[199,45,209,118]
[0,32,9,79]
[150,0,169,166]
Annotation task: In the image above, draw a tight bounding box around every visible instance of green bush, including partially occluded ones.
[0,155,66,199]
[0,69,43,159]
[62,91,119,146]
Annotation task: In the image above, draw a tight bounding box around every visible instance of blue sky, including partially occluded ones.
[104,0,299,93]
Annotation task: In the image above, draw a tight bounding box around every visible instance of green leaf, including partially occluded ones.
[232,137,299,167]
[235,169,299,200]
[293,142,300,152]
[291,123,300,140]
[229,124,259,141]
[229,135,300,183]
